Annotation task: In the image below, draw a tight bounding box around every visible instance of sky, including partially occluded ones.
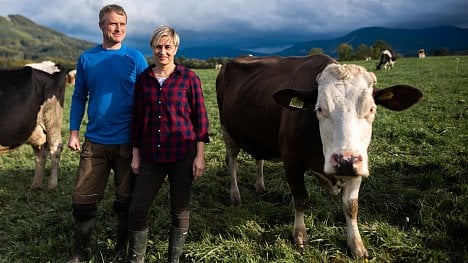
[1,0,467,54]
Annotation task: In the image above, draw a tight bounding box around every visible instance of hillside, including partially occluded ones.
[0,15,94,63]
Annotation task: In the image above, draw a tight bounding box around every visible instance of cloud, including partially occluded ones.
[1,0,467,52]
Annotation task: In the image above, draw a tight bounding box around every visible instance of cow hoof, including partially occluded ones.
[230,198,242,206]
[352,247,369,260]
[255,186,266,195]
[28,186,42,192]
[294,242,309,252]
[47,181,58,191]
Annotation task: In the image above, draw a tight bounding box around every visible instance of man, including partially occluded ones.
[67,4,148,262]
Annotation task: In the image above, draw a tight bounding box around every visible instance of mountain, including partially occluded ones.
[0,15,94,63]
[1,14,467,61]
[275,26,468,57]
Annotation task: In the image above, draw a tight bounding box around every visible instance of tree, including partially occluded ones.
[308,48,324,56]
[354,44,373,60]
[337,43,353,61]
[434,47,450,56]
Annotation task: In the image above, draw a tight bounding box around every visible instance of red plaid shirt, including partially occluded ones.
[131,64,209,162]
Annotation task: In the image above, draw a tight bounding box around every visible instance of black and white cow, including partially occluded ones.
[216,54,423,259]
[0,62,66,190]
[418,49,426,59]
[376,49,396,70]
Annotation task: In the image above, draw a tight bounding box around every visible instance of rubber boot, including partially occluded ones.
[167,226,188,263]
[113,220,128,262]
[67,218,95,263]
[113,200,130,262]
[127,229,148,263]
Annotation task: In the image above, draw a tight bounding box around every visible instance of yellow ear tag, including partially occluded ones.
[379,90,394,100]
[289,97,304,109]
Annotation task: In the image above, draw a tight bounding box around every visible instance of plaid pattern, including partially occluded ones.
[131,64,209,162]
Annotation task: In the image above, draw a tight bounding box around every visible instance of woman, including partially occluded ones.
[127,25,210,263]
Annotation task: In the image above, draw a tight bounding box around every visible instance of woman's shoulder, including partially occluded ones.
[176,64,198,77]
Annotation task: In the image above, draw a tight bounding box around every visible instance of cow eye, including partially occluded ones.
[364,106,377,120]
[315,105,327,118]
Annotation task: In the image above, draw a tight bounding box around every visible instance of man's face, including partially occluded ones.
[100,11,126,46]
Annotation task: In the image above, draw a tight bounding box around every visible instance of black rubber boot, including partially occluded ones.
[113,201,130,262]
[127,229,148,263]
[113,220,128,262]
[167,226,188,263]
[67,218,95,263]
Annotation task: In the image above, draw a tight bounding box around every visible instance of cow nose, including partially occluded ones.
[332,152,362,175]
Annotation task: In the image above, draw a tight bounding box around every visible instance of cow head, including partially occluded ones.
[273,63,423,178]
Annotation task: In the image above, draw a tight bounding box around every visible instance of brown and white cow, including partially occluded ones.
[216,54,423,259]
[0,62,66,190]
[66,69,77,86]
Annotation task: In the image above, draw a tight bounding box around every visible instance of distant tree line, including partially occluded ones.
[309,40,457,61]
[0,41,460,69]
[174,57,231,69]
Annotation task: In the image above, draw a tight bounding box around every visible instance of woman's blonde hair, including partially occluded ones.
[149,25,180,48]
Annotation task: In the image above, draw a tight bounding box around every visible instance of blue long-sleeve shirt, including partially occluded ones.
[70,45,148,144]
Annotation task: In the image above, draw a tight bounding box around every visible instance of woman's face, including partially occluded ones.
[152,36,178,66]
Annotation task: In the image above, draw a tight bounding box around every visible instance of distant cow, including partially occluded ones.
[215,64,223,70]
[66,69,77,85]
[418,49,426,59]
[0,62,66,190]
[216,54,422,259]
[376,49,396,70]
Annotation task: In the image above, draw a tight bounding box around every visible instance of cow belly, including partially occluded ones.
[221,111,281,160]
[26,124,47,146]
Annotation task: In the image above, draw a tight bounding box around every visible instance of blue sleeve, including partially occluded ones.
[69,56,87,131]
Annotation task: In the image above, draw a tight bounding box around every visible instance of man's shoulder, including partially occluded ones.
[121,45,145,56]
[82,45,101,54]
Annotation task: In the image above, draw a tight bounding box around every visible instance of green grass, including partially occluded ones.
[0,55,467,262]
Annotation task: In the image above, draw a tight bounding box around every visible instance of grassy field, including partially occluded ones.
[0,55,466,262]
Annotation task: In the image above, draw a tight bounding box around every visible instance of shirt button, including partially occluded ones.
[158,101,161,104]
[157,145,161,148]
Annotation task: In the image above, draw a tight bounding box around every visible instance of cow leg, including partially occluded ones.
[254,159,265,194]
[284,161,309,248]
[29,145,46,191]
[341,176,368,259]
[43,101,63,190]
[220,124,242,205]
[47,141,62,190]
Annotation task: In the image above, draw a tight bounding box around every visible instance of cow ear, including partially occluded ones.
[374,85,423,111]
[273,89,315,111]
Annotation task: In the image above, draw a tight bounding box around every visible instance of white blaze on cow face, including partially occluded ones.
[315,64,377,177]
